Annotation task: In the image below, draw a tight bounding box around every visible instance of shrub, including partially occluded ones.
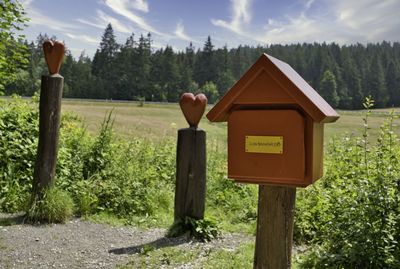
[26,187,74,223]
[0,97,257,232]
[83,111,114,179]
[70,180,98,216]
[167,216,220,242]
[295,98,400,268]
[0,96,38,212]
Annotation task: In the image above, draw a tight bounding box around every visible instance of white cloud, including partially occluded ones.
[104,0,164,36]
[174,21,196,42]
[257,13,346,44]
[65,33,98,44]
[333,0,400,41]
[20,0,34,6]
[130,0,149,13]
[24,5,79,32]
[214,0,400,45]
[257,0,400,44]
[304,0,315,10]
[78,10,134,34]
[211,0,252,35]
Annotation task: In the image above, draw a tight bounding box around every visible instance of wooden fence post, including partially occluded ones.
[254,185,296,269]
[32,74,64,197]
[174,127,206,221]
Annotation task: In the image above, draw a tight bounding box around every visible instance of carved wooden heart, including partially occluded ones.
[43,40,65,75]
[179,93,208,128]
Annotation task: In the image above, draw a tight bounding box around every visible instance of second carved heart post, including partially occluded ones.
[174,93,208,221]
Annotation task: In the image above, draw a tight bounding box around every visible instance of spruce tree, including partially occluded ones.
[340,48,363,109]
[194,36,217,86]
[91,23,120,98]
[386,60,400,106]
[214,46,235,96]
[134,33,151,100]
[161,46,180,101]
[99,23,119,58]
[178,44,197,95]
[320,70,340,107]
[367,56,388,107]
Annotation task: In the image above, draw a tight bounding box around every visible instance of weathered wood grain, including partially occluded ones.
[32,74,64,197]
[254,185,296,269]
[174,128,206,221]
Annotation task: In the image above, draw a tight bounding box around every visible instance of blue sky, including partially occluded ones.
[21,0,400,58]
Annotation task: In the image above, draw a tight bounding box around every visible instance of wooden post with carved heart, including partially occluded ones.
[32,40,65,198]
[174,93,208,221]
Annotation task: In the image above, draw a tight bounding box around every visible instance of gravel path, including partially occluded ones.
[0,213,252,269]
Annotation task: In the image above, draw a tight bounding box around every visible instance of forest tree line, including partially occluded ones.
[5,23,400,109]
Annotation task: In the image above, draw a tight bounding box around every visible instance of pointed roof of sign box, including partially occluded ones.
[206,53,339,123]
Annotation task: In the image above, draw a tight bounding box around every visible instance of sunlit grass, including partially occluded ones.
[62,100,400,144]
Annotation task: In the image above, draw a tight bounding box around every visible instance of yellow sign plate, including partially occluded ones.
[245,136,283,154]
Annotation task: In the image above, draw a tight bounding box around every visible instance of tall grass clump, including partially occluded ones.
[26,187,74,223]
[295,97,400,268]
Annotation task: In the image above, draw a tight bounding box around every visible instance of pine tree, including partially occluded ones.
[214,46,235,96]
[91,24,120,98]
[99,23,119,58]
[92,24,118,76]
[367,56,388,107]
[342,54,363,109]
[113,34,136,100]
[185,42,195,70]
[161,46,180,101]
[320,70,340,107]
[177,43,197,94]
[194,36,217,86]
[386,60,400,106]
[134,33,151,100]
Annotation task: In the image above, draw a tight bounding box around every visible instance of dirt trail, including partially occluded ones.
[0,213,251,269]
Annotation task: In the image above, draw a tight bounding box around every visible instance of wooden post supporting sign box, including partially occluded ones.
[207,53,339,268]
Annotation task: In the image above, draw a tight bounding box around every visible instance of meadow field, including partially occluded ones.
[62,99,400,144]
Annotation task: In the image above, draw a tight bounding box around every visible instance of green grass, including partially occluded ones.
[62,100,400,144]
[119,245,202,269]
[62,100,227,143]
[119,242,254,269]
[86,211,175,229]
[26,188,74,223]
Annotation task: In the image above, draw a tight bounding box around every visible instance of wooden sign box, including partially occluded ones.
[207,53,339,187]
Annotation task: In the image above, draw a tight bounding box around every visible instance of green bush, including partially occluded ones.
[0,96,38,212]
[167,216,220,242]
[26,187,74,223]
[83,111,114,179]
[295,99,400,268]
[0,98,178,222]
[0,97,258,231]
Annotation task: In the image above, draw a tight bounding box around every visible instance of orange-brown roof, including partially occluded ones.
[206,53,339,123]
